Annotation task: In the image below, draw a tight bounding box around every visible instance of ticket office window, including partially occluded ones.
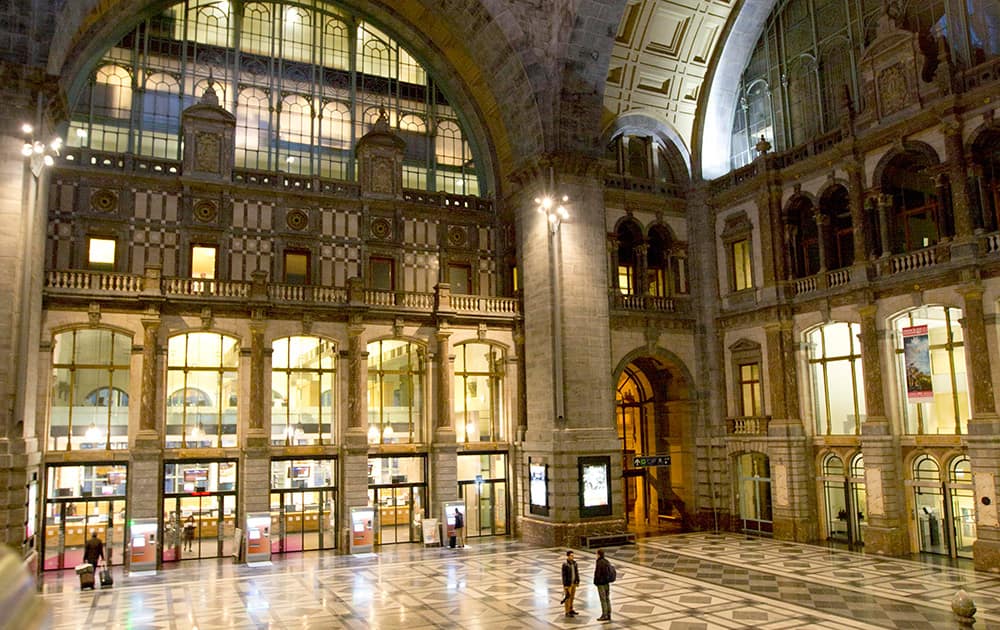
[457,452,508,537]
[42,464,127,571]
[162,460,238,562]
[367,455,426,545]
[270,459,337,553]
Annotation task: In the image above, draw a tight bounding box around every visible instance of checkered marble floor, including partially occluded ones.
[38,532,1000,629]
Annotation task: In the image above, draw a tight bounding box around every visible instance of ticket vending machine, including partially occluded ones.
[349,506,374,554]
[245,512,272,566]
[442,501,464,547]
[128,518,158,575]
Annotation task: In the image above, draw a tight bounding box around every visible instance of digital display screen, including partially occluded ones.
[132,536,146,548]
[183,468,208,483]
[582,462,609,507]
[529,464,547,507]
[290,465,310,479]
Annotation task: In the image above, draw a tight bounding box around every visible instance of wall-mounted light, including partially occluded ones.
[21,122,62,175]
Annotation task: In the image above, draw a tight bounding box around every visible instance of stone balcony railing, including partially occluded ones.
[726,416,771,436]
[609,292,692,317]
[44,268,520,319]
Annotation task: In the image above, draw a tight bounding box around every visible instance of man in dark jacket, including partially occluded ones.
[561,550,580,616]
[83,531,104,572]
[593,549,614,621]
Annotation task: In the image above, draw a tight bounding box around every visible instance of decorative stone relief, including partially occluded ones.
[372,157,393,193]
[773,464,789,507]
[90,189,118,213]
[371,217,393,240]
[195,132,221,173]
[975,472,998,528]
[286,209,308,230]
[447,225,467,247]
[878,64,908,116]
[193,199,218,222]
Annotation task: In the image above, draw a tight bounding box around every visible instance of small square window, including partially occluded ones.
[191,245,217,279]
[285,251,309,285]
[371,257,394,290]
[88,238,116,271]
[448,264,471,294]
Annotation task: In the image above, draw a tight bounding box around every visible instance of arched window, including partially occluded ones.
[49,329,132,451]
[787,55,820,146]
[786,196,818,278]
[819,185,853,269]
[914,454,940,482]
[166,332,240,448]
[454,343,504,443]
[971,129,1000,232]
[272,336,337,446]
[646,225,671,297]
[807,322,866,435]
[881,149,942,253]
[892,306,969,435]
[367,339,424,444]
[66,1,482,195]
[949,455,976,556]
[616,220,643,296]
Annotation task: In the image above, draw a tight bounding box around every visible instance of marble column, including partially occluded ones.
[431,328,458,521]
[814,211,830,272]
[847,159,870,264]
[944,123,975,242]
[877,194,893,257]
[858,303,908,556]
[341,315,369,547]
[138,316,161,438]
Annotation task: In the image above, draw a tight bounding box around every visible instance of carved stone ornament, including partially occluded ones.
[193,199,218,222]
[195,131,221,173]
[447,225,468,247]
[286,209,308,230]
[878,64,908,116]
[371,217,393,240]
[372,157,393,193]
[90,189,118,213]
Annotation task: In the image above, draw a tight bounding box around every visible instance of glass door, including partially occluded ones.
[162,460,237,562]
[269,489,336,553]
[42,464,128,571]
[736,453,773,536]
[369,486,424,544]
[459,479,508,537]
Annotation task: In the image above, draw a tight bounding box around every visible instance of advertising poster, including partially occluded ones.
[529,463,547,508]
[902,325,933,401]
[582,462,609,508]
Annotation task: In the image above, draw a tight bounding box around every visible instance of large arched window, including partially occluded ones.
[166,332,240,448]
[271,336,337,446]
[67,0,482,195]
[367,339,424,444]
[893,307,969,435]
[881,149,943,254]
[807,322,866,435]
[453,343,504,443]
[49,329,131,451]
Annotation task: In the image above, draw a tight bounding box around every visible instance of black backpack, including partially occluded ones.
[608,562,617,582]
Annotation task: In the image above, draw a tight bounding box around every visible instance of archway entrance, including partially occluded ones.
[615,356,692,533]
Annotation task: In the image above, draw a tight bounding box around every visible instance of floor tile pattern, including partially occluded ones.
[38,533,1000,629]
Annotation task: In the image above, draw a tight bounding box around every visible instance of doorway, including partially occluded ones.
[367,455,426,545]
[736,452,773,536]
[457,452,508,538]
[161,460,237,562]
[42,464,128,571]
[269,458,337,553]
[911,454,976,558]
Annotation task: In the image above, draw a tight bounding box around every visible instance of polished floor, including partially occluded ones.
[39,532,1000,629]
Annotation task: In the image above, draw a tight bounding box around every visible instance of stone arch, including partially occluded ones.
[602,112,691,180]
[871,141,941,189]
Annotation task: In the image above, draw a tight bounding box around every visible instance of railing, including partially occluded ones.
[46,270,144,293]
[269,284,347,304]
[882,244,948,275]
[450,294,520,314]
[604,173,687,199]
[727,416,771,436]
[163,277,251,298]
[792,267,852,296]
[983,232,1000,254]
[610,293,682,314]
[828,268,851,287]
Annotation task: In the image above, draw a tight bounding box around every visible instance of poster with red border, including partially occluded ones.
[902,325,933,401]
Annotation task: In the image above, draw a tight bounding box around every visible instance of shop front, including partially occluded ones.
[42,463,127,571]
[162,460,238,562]
[269,458,337,553]
[367,455,426,545]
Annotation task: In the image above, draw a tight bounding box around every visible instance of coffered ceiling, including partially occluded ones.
[604,0,736,157]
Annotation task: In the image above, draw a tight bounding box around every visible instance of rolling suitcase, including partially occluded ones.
[100,566,113,588]
[75,564,95,590]
[449,535,456,548]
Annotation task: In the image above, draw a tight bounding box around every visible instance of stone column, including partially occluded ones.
[814,211,830,272]
[877,194,893,257]
[130,317,164,564]
[138,316,161,437]
[857,304,908,555]
[635,243,649,295]
[944,122,975,243]
[847,159,870,264]
[431,328,457,522]
[606,235,620,295]
[515,156,620,547]
[764,317,814,542]
[240,318,270,528]
[340,315,369,547]
[958,282,1000,569]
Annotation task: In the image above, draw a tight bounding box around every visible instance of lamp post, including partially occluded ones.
[535,178,570,426]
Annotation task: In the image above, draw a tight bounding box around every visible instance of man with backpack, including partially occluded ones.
[593,549,616,621]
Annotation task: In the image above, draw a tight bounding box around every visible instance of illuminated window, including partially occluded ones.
[732,239,753,291]
[807,322,866,435]
[367,340,424,444]
[88,238,116,271]
[454,343,504,443]
[271,336,336,445]
[191,245,217,279]
[738,363,763,416]
[166,332,239,448]
[893,306,969,435]
[284,251,310,285]
[48,329,131,451]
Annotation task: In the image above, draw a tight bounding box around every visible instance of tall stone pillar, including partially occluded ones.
[943,122,976,245]
[764,317,814,542]
[340,315,369,541]
[634,243,649,295]
[130,313,163,554]
[877,194,893,257]
[431,327,457,521]
[858,303,908,555]
[958,282,1000,570]
[241,318,270,523]
[515,156,620,546]
[606,235,620,295]
[814,211,829,272]
[847,158,871,265]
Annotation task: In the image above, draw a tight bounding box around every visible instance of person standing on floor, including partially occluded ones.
[593,549,616,621]
[83,531,104,573]
[453,508,465,548]
[561,550,580,617]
